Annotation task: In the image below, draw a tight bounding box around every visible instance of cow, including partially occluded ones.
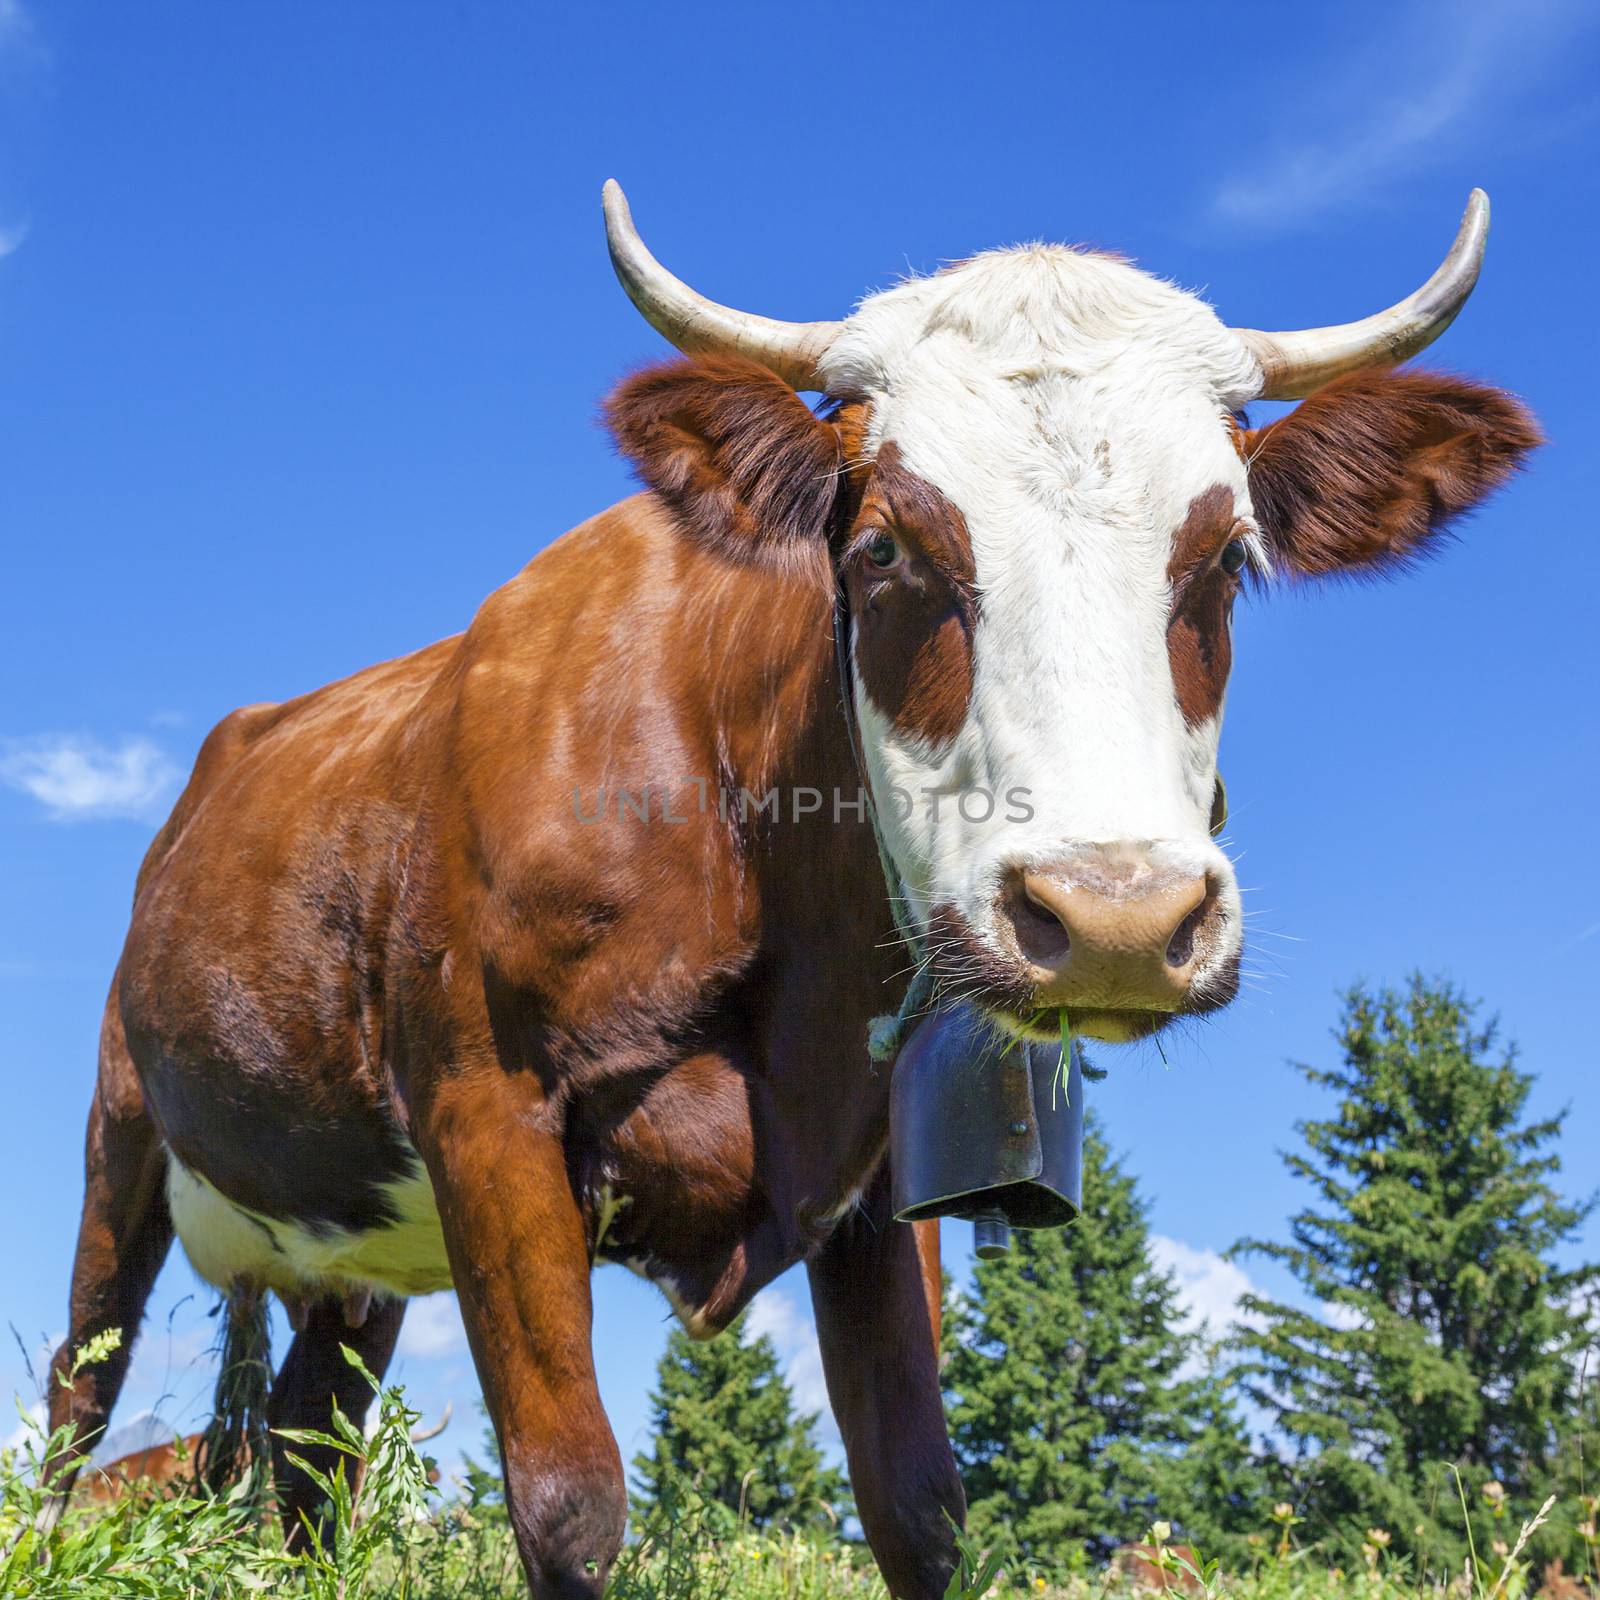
[76,1405,451,1505]
[47,183,1537,1598]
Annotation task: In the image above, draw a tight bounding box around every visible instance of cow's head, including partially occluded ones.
[603,185,1539,1044]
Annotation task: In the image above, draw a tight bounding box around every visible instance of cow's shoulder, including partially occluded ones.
[432,493,808,1001]
[444,494,716,824]
[453,492,687,689]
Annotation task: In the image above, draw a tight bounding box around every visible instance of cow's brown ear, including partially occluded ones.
[1243,368,1542,578]
[604,355,844,567]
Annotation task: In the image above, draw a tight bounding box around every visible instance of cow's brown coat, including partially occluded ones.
[49,354,1539,1600]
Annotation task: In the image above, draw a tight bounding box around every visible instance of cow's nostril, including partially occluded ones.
[1165,899,1209,969]
[1016,879,1071,960]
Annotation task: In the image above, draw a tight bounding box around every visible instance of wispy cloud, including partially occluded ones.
[1153,1235,1374,1345]
[396,1293,468,1360]
[743,1242,1265,1442]
[0,0,43,78]
[1210,0,1599,230]
[5,1397,45,1452]
[0,0,38,260]
[1321,1296,1370,1332]
[0,733,181,822]
[1150,1234,1265,1339]
[746,1286,836,1443]
[0,0,31,50]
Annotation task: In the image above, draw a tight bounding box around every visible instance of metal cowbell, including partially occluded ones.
[890,1001,1083,1253]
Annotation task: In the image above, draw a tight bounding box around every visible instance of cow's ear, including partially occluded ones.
[1243,368,1541,578]
[604,355,844,567]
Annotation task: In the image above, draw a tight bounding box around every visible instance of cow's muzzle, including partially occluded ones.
[996,844,1236,1041]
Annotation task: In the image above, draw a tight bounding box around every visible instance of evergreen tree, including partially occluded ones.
[1171,1346,1272,1558]
[631,1311,848,1533]
[944,1114,1258,1571]
[1231,976,1597,1573]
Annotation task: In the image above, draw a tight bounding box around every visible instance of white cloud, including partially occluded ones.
[0,733,180,821]
[1209,0,1598,230]
[5,1326,63,1395]
[5,1398,45,1452]
[397,1293,467,1360]
[0,0,30,50]
[0,2,40,261]
[1321,1297,1370,1332]
[0,0,44,80]
[746,1286,837,1443]
[747,1248,1263,1441]
[1154,1237,1373,1341]
[1149,1235,1266,1340]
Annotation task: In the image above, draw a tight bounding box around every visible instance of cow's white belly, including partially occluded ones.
[166,1155,454,1299]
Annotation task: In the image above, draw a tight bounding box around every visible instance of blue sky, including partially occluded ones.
[3,0,1598,1480]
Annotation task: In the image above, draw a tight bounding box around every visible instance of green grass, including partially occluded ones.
[4,1343,1589,1599]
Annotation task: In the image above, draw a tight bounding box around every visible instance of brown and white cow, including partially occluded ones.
[76,1405,449,1505]
[49,186,1536,1597]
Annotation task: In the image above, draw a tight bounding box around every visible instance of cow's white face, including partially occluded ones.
[821,248,1266,1041]
[606,195,1539,1047]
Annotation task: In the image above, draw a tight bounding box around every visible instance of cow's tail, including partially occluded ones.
[194,1281,273,1499]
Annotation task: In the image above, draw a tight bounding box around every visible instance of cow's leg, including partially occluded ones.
[267,1292,406,1545]
[46,984,174,1495]
[807,1172,964,1600]
[417,1070,624,1600]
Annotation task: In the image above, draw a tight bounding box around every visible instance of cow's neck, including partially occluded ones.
[567,527,905,1327]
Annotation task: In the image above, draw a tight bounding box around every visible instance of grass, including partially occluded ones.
[3,1342,1588,1600]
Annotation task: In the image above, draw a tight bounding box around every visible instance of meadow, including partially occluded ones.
[4,1337,1587,1600]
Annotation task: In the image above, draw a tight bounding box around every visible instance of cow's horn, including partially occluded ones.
[602,180,840,391]
[1235,189,1489,400]
[410,1400,453,1443]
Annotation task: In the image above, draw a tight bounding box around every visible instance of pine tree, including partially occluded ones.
[1171,1346,1272,1558]
[944,1114,1258,1571]
[1231,976,1598,1573]
[631,1310,848,1533]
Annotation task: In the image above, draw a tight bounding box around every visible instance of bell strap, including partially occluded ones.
[830,583,936,1061]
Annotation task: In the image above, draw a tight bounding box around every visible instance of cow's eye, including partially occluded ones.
[866,532,902,571]
[1219,538,1248,577]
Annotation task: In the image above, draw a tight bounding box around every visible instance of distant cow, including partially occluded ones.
[78,1436,200,1505]
[49,184,1536,1598]
[78,1405,451,1504]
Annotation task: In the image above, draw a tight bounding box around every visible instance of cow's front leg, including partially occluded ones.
[807,1173,964,1599]
[417,1070,624,1599]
